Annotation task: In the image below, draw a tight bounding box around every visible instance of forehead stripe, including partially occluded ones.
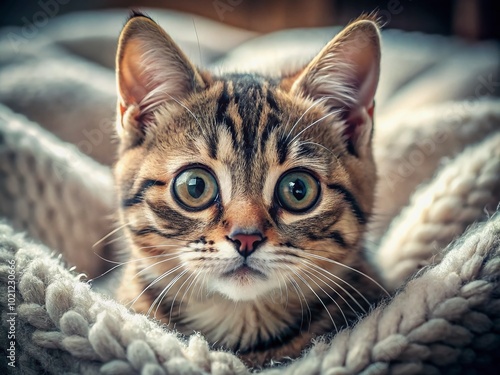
[266,89,279,112]
[276,134,289,165]
[327,183,367,225]
[260,111,280,152]
[240,86,261,161]
[128,224,175,239]
[122,179,166,208]
[206,131,218,159]
[215,81,238,150]
[260,89,281,153]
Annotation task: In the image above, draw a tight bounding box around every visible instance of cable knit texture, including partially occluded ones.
[1,215,499,374]
[0,108,116,277]
[376,131,500,289]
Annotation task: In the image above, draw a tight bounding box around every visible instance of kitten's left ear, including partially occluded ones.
[116,13,205,144]
[290,18,381,156]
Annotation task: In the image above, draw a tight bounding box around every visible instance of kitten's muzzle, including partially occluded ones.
[227,230,265,258]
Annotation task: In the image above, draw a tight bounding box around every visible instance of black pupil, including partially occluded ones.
[288,179,306,201]
[187,176,205,199]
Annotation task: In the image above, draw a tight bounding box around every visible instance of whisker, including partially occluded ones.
[300,252,390,297]
[284,273,309,329]
[181,271,203,312]
[100,236,125,247]
[191,18,203,66]
[169,95,206,137]
[197,270,210,301]
[133,254,184,280]
[168,271,196,325]
[300,266,348,326]
[129,264,183,309]
[142,89,205,138]
[151,269,189,319]
[92,222,129,248]
[300,261,365,315]
[289,110,340,144]
[297,140,337,158]
[129,230,194,244]
[136,243,188,251]
[285,264,338,333]
[285,96,328,141]
[301,259,370,311]
[275,270,288,306]
[89,251,184,282]
[93,247,184,266]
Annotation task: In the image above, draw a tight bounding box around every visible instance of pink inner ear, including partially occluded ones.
[343,100,375,148]
[119,103,126,117]
[119,38,151,107]
[367,102,375,120]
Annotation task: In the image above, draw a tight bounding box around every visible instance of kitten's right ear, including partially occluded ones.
[116,14,205,144]
[289,18,381,157]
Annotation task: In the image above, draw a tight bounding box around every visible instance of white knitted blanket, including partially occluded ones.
[1,212,499,375]
[0,11,499,373]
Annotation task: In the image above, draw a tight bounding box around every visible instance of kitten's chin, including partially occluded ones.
[209,270,279,301]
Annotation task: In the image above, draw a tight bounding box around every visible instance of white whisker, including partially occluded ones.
[275,270,287,306]
[182,271,203,311]
[302,252,390,297]
[129,264,183,309]
[285,264,338,333]
[284,271,311,328]
[298,265,366,323]
[150,269,189,318]
[300,267,349,326]
[92,222,129,248]
[196,270,209,301]
[301,259,368,312]
[297,140,337,158]
[289,110,340,144]
[168,271,196,325]
[100,236,124,247]
[285,97,328,141]
[89,251,184,282]
[134,254,183,280]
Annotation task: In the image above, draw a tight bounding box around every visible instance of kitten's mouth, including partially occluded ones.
[221,264,266,281]
[211,263,275,300]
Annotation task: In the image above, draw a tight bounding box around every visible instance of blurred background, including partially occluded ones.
[1,0,499,39]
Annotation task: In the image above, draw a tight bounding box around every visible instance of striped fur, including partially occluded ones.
[115,13,383,366]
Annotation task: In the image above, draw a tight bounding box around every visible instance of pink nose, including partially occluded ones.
[228,232,264,257]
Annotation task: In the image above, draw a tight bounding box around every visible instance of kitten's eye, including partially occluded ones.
[275,170,320,213]
[173,167,218,210]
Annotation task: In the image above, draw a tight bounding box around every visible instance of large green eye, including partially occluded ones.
[173,167,218,210]
[275,170,320,213]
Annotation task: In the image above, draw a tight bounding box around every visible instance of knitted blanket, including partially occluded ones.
[1,211,499,374]
[1,9,500,374]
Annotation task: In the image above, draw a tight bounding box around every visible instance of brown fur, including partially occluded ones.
[114,12,384,367]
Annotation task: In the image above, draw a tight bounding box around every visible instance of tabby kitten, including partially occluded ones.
[115,13,383,366]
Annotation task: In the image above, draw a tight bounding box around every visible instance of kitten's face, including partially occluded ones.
[115,15,380,309]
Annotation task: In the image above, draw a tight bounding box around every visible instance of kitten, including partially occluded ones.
[115,12,384,366]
